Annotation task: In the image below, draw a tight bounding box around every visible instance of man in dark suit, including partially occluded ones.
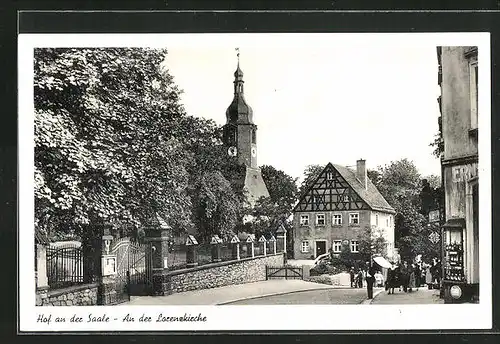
[365,260,377,299]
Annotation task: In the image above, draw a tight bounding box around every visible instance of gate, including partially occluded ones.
[110,238,153,304]
[266,265,303,280]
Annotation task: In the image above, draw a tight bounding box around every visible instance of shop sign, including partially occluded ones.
[452,163,478,183]
[429,231,440,244]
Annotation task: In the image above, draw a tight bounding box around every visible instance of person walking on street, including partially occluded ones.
[357,269,364,288]
[386,263,398,294]
[408,263,416,293]
[400,261,410,292]
[365,260,376,299]
[350,267,355,288]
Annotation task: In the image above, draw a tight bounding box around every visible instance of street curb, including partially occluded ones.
[217,285,353,305]
[361,289,385,305]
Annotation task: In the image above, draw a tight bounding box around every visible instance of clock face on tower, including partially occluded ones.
[251,147,257,157]
[228,146,237,157]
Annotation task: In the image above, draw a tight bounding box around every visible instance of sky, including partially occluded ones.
[163,34,442,181]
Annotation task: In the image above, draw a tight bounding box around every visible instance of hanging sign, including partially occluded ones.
[429,231,441,244]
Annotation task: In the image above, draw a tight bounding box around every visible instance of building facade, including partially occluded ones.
[292,160,396,260]
[437,46,479,303]
[222,59,269,207]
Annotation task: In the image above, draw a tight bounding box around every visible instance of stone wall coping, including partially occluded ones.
[42,283,100,298]
[163,252,285,276]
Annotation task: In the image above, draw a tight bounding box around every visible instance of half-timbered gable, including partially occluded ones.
[294,163,371,212]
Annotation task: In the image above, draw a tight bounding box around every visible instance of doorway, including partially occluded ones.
[315,241,326,258]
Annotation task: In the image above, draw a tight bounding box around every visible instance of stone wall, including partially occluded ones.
[36,283,99,306]
[161,253,284,294]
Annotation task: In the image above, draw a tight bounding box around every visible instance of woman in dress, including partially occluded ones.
[408,263,416,292]
[386,263,398,294]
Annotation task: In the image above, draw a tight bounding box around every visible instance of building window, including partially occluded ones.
[375,214,379,226]
[349,213,359,225]
[386,218,389,227]
[326,172,334,180]
[316,214,325,226]
[332,214,342,225]
[333,240,342,253]
[252,129,256,144]
[301,241,310,253]
[350,240,359,253]
[469,59,478,130]
[300,215,309,226]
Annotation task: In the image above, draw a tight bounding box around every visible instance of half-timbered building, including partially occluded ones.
[292,159,396,260]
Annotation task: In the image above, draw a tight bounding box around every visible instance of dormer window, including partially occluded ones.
[327,172,334,180]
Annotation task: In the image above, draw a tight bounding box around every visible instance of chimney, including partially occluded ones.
[356,159,367,190]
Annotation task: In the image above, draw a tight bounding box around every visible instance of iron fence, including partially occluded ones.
[46,244,84,289]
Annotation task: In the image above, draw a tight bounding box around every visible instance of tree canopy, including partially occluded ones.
[34,48,241,241]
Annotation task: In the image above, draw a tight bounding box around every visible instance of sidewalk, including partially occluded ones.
[124,279,344,305]
[370,287,444,304]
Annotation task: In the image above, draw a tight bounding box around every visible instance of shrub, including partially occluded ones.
[308,275,333,285]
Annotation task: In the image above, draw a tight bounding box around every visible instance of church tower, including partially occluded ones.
[222,51,269,207]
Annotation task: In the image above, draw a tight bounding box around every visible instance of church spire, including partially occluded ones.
[234,48,244,93]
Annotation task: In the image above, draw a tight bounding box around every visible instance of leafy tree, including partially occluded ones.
[247,166,298,240]
[298,164,323,198]
[34,48,197,239]
[191,171,240,243]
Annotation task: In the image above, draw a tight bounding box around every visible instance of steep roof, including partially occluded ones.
[294,163,395,214]
[331,164,395,214]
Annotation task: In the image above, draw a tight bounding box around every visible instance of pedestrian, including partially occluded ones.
[414,263,421,288]
[400,261,410,292]
[350,267,355,288]
[408,263,416,292]
[365,260,376,299]
[357,269,363,288]
[375,271,384,287]
[425,263,433,289]
[386,263,398,294]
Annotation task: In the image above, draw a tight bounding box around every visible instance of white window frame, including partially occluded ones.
[333,240,342,253]
[350,240,359,253]
[469,58,478,130]
[316,213,326,226]
[332,213,342,225]
[300,214,309,226]
[326,172,334,180]
[349,213,360,225]
[301,241,310,253]
[375,214,379,226]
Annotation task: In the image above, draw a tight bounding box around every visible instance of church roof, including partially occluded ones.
[331,164,395,213]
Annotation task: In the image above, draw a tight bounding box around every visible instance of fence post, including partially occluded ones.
[231,235,240,260]
[269,235,277,255]
[100,232,118,305]
[210,235,222,263]
[246,236,254,258]
[259,236,267,256]
[185,235,199,268]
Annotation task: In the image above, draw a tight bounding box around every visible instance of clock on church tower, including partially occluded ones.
[222,51,269,207]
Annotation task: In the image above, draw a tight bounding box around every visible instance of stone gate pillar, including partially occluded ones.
[100,232,118,305]
[144,215,171,296]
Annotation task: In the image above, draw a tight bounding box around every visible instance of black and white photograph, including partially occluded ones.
[18,32,491,331]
